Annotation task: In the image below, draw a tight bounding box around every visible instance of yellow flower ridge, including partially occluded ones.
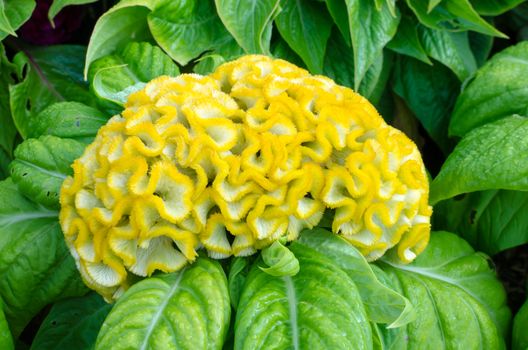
[60,55,432,299]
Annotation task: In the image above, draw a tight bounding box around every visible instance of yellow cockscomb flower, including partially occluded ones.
[60,55,432,299]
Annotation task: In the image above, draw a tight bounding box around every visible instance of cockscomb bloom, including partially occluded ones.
[60,55,432,299]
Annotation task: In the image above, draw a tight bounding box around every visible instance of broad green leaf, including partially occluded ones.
[469,31,494,67]
[359,50,393,105]
[371,322,407,350]
[0,0,35,40]
[472,0,526,16]
[387,0,397,16]
[95,258,230,350]
[431,116,528,204]
[379,232,511,348]
[418,25,477,81]
[9,45,94,139]
[392,55,459,153]
[0,178,87,337]
[30,293,111,350]
[433,190,528,255]
[193,54,227,76]
[235,242,372,350]
[298,228,415,327]
[322,29,354,89]
[48,0,97,24]
[89,41,179,106]
[513,298,528,350]
[260,241,299,277]
[428,0,442,12]
[274,0,333,74]
[325,0,351,46]
[345,0,400,89]
[84,0,154,78]
[192,37,245,75]
[387,15,431,64]
[9,135,85,209]
[0,43,16,156]
[0,148,9,180]
[0,300,13,350]
[368,266,410,349]
[215,0,280,54]
[449,41,528,137]
[406,0,506,37]
[147,0,235,66]
[26,102,107,142]
[0,0,16,36]
[323,28,392,104]
[228,257,251,310]
[270,36,305,68]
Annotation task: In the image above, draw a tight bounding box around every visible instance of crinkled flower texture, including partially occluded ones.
[60,55,432,300]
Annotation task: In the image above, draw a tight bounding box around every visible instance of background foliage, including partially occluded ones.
[0,0,527,349]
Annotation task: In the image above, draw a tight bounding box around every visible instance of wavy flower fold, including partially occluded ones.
[60,55,432,299]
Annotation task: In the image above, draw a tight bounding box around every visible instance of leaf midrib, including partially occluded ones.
[0,210,58,225]
[24,49,65,102]
[283,276,299,350]
[139,270,186,350]
[16,159,67,180]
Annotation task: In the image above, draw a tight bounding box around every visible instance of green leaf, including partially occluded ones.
[513,298,528,350]
[89,41,180,106]
[358,50,393,105]
[449,41,528,137]
[193,54,227,76]
[0,0,35,40]
[368,265,411,349]
[0,0,16,37]
[215,0,280,54]
[270,36,305,69]
[379,231,511,348]
[84,0,154,78]
[392,55,459,153]
[228,257,251,310]
[428,0,442,12]
[235,242,372,350]
[433,190,528,255]
[472,0,526,16]
[323,28,392,104]
[26,102,107,142]
[9,135,85,209]
[324,0,351,46]
[95,258,230,350]
[0,43,17,156]
[192,37,245,75]
[298,228,415,327]
[431,116,528,204]
[0,300,13,350]
[147,0,235,66]
[274,0,333,74]
[0,148,10,180]
[371,321,407,350]
[0,178,87,337]
[469,31,494,67]
[387,15,431,64]
[418,25,477,81]
[9,45,94,139]
[259,241,299,277]
[48,0,97,24]
[406,0,506,37]
[30,293,111,350]
[346,0,400,90]
[322,28,354,89]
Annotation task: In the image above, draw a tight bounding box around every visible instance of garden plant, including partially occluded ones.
[0,0,527,349]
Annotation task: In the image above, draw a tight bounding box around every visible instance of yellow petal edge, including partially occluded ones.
[60,55,432,300]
